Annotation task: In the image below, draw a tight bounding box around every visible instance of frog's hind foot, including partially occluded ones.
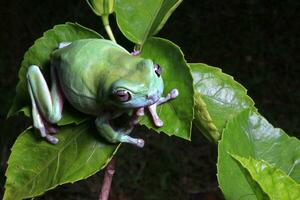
[32,113,59,144]
[45,134,59,144]
[43,120,59,144]
[27,64,64,145]
[37,126,59,144]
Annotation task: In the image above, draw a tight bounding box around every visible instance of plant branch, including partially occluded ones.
[102,15,116,43]
[99,158,116,200]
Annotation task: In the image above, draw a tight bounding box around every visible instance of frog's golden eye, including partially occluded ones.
[154,64,162,77]
[114,90,131,102]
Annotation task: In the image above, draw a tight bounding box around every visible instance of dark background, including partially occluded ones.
[0,0,299,199]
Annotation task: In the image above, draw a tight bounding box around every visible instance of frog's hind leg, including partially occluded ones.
[26,64,64,144]
[95,116,144,148]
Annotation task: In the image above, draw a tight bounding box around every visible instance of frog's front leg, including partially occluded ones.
[95,115,144,148]
[26,65,64,144]
[148,89,179,127]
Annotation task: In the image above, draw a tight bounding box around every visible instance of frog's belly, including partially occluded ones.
[61,85,101,116]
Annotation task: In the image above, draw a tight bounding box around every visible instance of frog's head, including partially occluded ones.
[109,58,164,109]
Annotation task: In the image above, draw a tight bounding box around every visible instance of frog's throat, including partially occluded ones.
[146,88,179,127]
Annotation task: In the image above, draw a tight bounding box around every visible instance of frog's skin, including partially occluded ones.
[26,39,178,148]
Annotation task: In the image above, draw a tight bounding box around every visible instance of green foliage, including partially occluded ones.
[4,122,119,200]
[139,37,194,140]
[190,63,255,142]
[231,154,300,200]
[115,0,182,45]
[218,109,300,199]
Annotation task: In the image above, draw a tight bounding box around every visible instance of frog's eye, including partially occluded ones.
[114,90,131,102]
[154,64,162,77]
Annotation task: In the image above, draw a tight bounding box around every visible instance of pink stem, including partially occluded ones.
[99,158,116,200]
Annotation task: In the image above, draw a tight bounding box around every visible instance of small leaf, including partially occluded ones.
[115,0,182,45]
[4,122,119,200]
[138,37,194,140]
[86,0,114,16]
[218,109,300,200]
[190,63,255,142]
[231,154,300,200]
[8,23,102,126]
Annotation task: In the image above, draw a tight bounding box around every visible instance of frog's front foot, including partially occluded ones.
[123,136,144,148]
[116,126,145,148]
[148,88,179,127]
[136,139,145,148]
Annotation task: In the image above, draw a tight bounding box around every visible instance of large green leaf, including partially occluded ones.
[115,0,182,45]
[7,23,102,125]
[231,154,300,200]
[218,109,300,200]
[190,63,255,142]
[4,122,119,200]
[138,37,194,140]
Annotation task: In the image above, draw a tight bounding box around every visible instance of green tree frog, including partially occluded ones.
[26,39,178,148]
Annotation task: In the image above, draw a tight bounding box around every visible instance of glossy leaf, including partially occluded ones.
[190,63,255,142]
[231,154,300,200]
[7,23,102,125]
[218,109,300,200]
[138,37,194,140]
[115,0,182,45]
[4,122,119,200]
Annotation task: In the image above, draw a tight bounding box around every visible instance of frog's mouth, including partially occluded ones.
[131,89,179,127]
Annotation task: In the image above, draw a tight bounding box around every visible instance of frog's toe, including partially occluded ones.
[148,104,164,127]
[45,135,59,144]
[170,89,179,99]
[36,125,59,144]
[136,139,145,148]
[154,119,164,127]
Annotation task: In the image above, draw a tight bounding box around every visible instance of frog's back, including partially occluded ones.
[51,39,129,115]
